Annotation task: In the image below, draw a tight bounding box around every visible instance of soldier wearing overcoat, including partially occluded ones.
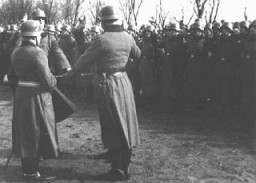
[11,20,57,181]
[66,6,141,181]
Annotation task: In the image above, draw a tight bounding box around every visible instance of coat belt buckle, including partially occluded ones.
[190,54,194,58]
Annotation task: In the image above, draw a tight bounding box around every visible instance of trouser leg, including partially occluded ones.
[21,157,39,175]
[123,148,132,175]
[111,147,132,174]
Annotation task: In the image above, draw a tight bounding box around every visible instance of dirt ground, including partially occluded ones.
[0,84,256,183]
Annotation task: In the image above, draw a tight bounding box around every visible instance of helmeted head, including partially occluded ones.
[249,20,256,35]
[220,22,232,36]
[99,6,119,21]
[240,21,249,35]
[190,22,203,37]
[204,23,213,38]
[212,22,220,37]
[167,22,180,32]
[89,25,101,41]
[61,24,72,34]
[165,22,180,37]
[20,20,43,37]
[46,24,55,34]
[31,9,47,26]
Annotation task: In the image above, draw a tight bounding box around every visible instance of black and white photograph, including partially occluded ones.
[0,0,256,182]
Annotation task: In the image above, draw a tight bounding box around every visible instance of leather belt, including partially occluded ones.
[18,81,41,87]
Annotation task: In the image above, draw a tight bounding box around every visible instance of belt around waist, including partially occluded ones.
[18,81,41,87]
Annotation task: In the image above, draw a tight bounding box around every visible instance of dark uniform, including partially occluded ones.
[184,22,206,114]
[214,22,233,117]
[139,26,158,109]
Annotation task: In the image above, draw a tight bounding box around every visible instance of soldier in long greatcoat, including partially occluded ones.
[183,22,206,115]
[160,22,183,112]
[239,20,256,136]
[11,20,57,181]
[139,25,158,110]
[65,6,141,181]
[214,22,233,118]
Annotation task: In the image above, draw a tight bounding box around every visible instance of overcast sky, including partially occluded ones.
[103,0,256,26]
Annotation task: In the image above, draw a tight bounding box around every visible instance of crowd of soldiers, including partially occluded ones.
[1,14,256,124]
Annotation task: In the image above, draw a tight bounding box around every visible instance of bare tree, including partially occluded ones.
[0,0,36,25]
[73,0,86,26]
[153,0,169,30]
[207,0,221,23]
[244,7,248,21]
[118,0,144,26]
[86,0,105,25]
[119,0,132,25]
[189,0,221,23]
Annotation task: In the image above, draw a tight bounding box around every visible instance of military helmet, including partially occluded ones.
[145,24,153,32]
[212,22,221,30]
[61,24,72,33]
[204,23,212,30]
[240,21,249,29]
[249,20,256,29]
[46,24,55,33]
[220,22,232,32]
[99,6,118,21]
[31,9,47,23]
[55,24,62,32]
[190,22,203,31]
[167,22,180,31]
[10,24,18,31]
[233,22,240,30]
[20,20,43,37]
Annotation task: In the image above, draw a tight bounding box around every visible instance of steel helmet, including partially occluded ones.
[204,23,212,30]
[240,21,249,29]
[145,24,153,32]
[99,6,119,21]
[55,24,62,32]
[232,22,240,30]
[220,22,232,32]
[61,24,72,33]
[212,22,221,30]
[20,20,43,37]
[167,22,180,31]
[190,22,203,31]
[46,24,55,33]
[249,20,256,29]
[31,9,47,23]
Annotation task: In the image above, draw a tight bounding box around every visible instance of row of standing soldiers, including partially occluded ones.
[131,20,256,124]
[1,19,256,124]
